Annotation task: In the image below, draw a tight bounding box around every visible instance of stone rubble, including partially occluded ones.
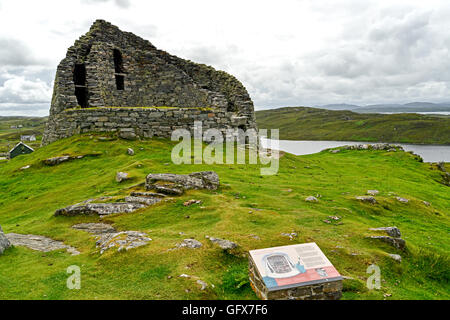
[5,233,79,255]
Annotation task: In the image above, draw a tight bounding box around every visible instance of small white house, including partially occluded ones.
[21,135,36,142]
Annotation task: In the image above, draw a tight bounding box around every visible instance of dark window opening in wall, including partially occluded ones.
[73,64,86,85]
[116,75,125,90]
[73,64,88,108]
[227,101,237,112]
[113,49,125,90]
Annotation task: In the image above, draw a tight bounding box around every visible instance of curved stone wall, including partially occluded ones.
[43,20,256,145]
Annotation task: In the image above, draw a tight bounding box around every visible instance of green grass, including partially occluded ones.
[0,134,449,300]
[0,116,47,153]
[256,107,450,144]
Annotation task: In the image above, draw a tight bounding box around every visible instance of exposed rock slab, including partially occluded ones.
[0,225,11,255]
[42,154,100,166]
[72,223,116,234]
[5,233,79,255]
[176,239,203,249]
[369,226,401,238]
[130,191,167,198]
[206,236,238,250]
[369,236,406,250]
[146,171,220,192]
[396,197,409,203]
[152,185,183,196]
[343,144,404,151]
[124,196,163,206]
[55,202,146,217]
[95,231,151,254]
[356,196,377,204]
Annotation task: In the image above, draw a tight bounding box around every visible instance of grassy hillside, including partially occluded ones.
[0,134,449,300]
[0,117,47,154]
[255,107,450,144]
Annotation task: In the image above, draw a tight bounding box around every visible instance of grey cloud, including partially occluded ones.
[0,103,49,117]
[0,38,39,67]
[181,45,239,67]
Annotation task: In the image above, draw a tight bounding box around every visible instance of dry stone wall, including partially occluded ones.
[42,20,256,145]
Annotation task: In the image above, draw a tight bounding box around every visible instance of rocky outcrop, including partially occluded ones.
[367,190,379,196]
[0,225,11,255]
[95,231,151,254]
[396,197,409,203]
[72,223,116,234]
[369,226,401,238]
[370,236,406,250]
[146,171,220,195]
[305,196,318,202]
[206,236,238,251]
[356,196,377,204]
[343,144,404,151]
[124,196,162,206]
[368,226,406,250]
[176,239,203,249]
[43,153,100,166]
[5,233,79,255]
[55,202,146,217]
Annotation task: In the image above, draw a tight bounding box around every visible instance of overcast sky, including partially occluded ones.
[1,0,450,116]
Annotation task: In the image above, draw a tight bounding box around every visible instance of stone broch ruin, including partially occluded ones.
[42,20,257,145]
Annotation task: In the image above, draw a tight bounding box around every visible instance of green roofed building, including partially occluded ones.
[8,142,34,159]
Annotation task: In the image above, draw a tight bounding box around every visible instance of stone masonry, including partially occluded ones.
[42,20,257,145]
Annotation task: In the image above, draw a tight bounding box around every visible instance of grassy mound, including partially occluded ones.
[0,134,448,299]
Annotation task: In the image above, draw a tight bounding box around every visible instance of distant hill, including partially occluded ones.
[318,102,450,113]
[255,106,450,144]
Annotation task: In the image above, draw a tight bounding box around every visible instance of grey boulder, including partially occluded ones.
[369,226,401,238]
[146,171,220,192]
[0,225,11,255]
